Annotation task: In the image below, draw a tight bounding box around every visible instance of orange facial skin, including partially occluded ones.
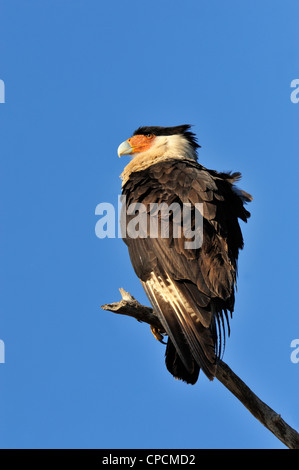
[127,134,155,153]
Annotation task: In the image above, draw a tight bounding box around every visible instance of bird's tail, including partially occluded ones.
[165,337,200,385]
[142,272,219,384]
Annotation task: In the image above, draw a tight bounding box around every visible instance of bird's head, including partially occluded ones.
[117,125,200,162]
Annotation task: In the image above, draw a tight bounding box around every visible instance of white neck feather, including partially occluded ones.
[121,135,197,186]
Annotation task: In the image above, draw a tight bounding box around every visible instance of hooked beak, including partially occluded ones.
[117,140,134,157]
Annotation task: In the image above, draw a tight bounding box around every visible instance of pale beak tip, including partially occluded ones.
[117,140,133,157]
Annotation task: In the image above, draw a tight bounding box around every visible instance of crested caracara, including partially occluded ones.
[118,125,252,384]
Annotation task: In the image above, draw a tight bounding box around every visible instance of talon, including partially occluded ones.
[150,325,167,344]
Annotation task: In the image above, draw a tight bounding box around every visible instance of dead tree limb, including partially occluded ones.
[102,289,299,449]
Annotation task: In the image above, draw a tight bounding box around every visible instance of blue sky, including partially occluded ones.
[0,0,298,449]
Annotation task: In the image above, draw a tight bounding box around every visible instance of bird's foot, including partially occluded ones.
[150,325,167,344]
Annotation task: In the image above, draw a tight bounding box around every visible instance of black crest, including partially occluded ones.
[133,125,200,151]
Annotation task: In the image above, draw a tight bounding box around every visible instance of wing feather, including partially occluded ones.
[122,158,252,383]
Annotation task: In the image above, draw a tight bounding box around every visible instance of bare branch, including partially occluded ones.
[215,361,299,449]
[101,289,299,449]
[101,288,163,331]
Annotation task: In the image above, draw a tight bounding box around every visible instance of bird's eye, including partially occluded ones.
[146,134,153,139]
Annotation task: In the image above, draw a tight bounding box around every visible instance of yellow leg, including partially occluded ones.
[150,325,166,344]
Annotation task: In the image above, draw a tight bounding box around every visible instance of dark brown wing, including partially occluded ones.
[121,158,252,383]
